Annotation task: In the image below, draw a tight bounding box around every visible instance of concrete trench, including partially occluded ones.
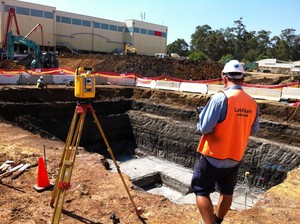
[0,86,300,209]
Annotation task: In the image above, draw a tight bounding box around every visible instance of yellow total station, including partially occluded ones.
[74,67,95,98]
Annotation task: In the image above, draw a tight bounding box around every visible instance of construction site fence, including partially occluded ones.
[0,68,300,103]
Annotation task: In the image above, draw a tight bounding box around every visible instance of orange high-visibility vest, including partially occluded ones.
[197,89,257,161]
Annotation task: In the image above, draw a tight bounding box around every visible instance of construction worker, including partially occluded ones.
[36,76,47,89]
[191,60,259,224]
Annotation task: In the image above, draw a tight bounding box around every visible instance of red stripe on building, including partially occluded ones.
[154,31,162,36]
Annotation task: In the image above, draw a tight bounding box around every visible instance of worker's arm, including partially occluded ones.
[250,105,260,136]
[197,92,227,134]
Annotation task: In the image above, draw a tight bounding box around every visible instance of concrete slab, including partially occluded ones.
[107,77,135,86]
[109,155,264,210]
[155,80,181,91]
[0,74,20,84]
[179,82,208,94]
[207,84,224,95]
[281,87,300,100]
[53,75,74,84]
[136,79,156,88]
[243,86,282,101]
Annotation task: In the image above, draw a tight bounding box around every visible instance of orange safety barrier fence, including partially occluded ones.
[0,68,299,88]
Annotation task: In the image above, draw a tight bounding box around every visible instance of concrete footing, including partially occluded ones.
[109,154,265,210]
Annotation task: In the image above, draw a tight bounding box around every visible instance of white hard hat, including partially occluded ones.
[40,76,44,79]
[222,60,244,74]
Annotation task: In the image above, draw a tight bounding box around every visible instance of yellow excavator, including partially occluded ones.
[124,44,136,55]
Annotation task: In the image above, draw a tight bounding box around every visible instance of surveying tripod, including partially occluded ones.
[50,102,142,224]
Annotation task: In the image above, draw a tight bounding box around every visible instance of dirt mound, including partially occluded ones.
[0,59,26,70]
[244,72,298,85]
[59,54,224,80]
[58,54,297,84]
[94,55,224,80]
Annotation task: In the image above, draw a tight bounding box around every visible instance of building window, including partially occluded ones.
[82,20,91,27]
[162,32,167,38]
[4,5,13,12]
[94,22,100,29]
[72,18,81,26]
[118,26,123,32]
[148,30,154,35]
[61,16,71,24]
[134,27,140,33]
[44,11,54,19]
[126,27,133,33]
[101,23,109,30]
[16,6,30,15]
[31,9,43,18]
[56,16,61,22]
[141,28,147,34]
[110,25,117,31]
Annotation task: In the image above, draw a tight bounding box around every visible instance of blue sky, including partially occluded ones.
[22,0,300,45]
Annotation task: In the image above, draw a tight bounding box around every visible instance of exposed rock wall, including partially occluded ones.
[128,104,300,189]
[128,110,199,168]
[259,120,300,147]
[241,139,300,189]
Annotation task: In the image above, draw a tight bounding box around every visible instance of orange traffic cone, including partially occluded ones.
[33,157,53,192]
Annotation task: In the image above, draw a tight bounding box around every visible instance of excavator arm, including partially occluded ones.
[3,7,20,49]
[25,24,44,51]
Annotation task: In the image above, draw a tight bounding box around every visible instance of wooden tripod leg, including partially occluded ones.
[50,111,78,207]
[90,110,142,216]
[51,112,87,224]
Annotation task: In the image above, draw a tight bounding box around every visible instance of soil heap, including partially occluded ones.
[58,54,298,85]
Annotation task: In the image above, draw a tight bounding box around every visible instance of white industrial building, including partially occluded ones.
[256,58,300,74]
[256,59,295,68]
[0,0,168,56]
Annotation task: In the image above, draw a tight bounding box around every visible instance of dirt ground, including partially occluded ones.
[0,118,201,224]
[0,55,300,224]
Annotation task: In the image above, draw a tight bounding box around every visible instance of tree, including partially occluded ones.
[190,25,213,52]
[293,35,300,60]
[257,30,272,53]
[188,19,300,62]
[280,28,299,60]
[243,31,259,61]
[222,27,236,57]
[190,26,227,61]
[220,54,233,63]
[203,30,227,61]
[188,51,209,61]
[166,39,189,56]
[274,39,290,60]
[270,29,298,61]
[232,17,247,60]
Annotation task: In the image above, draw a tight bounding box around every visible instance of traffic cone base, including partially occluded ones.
[33,183,54,192]
[33,157,53,192]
